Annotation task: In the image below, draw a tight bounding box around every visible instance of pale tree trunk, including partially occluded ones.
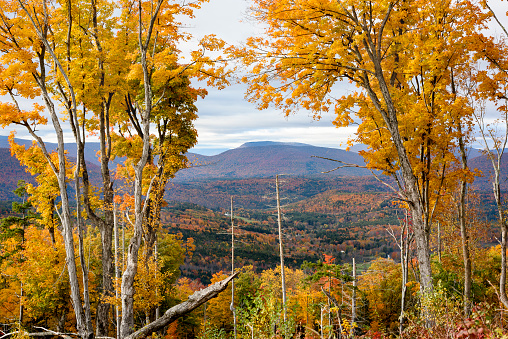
[351,258,356,337]
[25,92,91,339]
[124,273,237,339]
[19,283,23,325]
[276,175,288,326]
[457,130,472,317]
[321,288,343,339]
[388,211,414,337]
[474,108,508,308]
[120,1,163,335]
[15,2,94,337]
[230,197,237,339]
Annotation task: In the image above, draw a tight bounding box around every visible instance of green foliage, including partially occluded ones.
[0,180,39,261]
[237,291,296,339]
[302,259,352,284]
[198,327,227,339]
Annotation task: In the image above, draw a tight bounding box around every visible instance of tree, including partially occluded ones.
[473,102,508,308]
[275,175,288,327]
[358,258,406,335]
[303,256,355,338]
[236,0,492,299]
[0,0,233,337]
[470,3,508,309]
[387,211,414,335]
[0,180,39,325]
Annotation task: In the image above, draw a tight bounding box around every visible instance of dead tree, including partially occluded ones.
[387,211,414,337]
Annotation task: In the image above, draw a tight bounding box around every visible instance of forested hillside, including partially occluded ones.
[162,191,400,283]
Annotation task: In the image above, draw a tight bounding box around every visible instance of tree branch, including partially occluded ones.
[124,273,238,339]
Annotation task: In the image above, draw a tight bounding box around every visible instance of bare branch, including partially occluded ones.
[124,273,238,339]
[485,1,508,38]
[312,155,409,202]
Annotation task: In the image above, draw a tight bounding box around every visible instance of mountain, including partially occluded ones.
[0,146,102,201]
[0,135,108,167]
[0,138,505,203]
[0,148,37,200]
[469,152,508,190]
[165,176,389,210]
[174,141,373,181]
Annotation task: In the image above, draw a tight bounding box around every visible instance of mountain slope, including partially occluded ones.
[0,147,102,200]
[0,139,505,203]
[0,148,36,200]
[175,141,372,181]
[0,135,109,167]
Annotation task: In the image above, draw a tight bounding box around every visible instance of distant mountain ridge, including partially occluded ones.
[0,147,102,201]
[176,141,372,181]
[238,141,311,148]
[0,138,505,202]
[0,135,104,166]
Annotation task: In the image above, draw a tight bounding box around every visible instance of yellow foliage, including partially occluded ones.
[0,226,69,323]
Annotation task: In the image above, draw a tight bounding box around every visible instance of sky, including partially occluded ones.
[183,0,358,155]
[1,0,507,155]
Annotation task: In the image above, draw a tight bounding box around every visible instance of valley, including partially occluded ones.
[0,139,502,284]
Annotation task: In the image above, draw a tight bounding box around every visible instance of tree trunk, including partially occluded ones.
[457,133,472,316]
[363,48,434,295]
[230,197,237,339]
[276,175,288,326]
[120,1,161,333]
[492,161,508,307]
[16,3,94,337]
[19,282,23,325]
[124,274,237,339]
[351,258,356,337]
[90,0,115,331]
[114,205,121,339]
[52,130,90,339]
[399,212,413,337]
[477,116,508,308]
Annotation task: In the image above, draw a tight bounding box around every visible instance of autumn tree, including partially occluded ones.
[302,257,352,337]
[0,180,39,325]
[468,3,508,309]
[0,0,94,335]
[0,0,234,337]
[236,0,493,299]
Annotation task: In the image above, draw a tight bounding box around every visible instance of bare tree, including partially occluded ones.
[474,104,508,308]
[230,196,237,339]
[351,258,356,337]
[276,175,288,327]
[387,211,414,337]
[477,0,508,310]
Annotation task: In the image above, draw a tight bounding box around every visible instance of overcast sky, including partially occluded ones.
[184,0,358,155]
[1,0,507,155]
